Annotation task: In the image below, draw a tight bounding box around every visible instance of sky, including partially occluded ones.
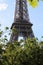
[0,0,43,40]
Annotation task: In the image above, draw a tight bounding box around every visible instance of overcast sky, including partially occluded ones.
[0,0,43,40]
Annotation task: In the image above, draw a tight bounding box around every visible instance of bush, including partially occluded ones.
[0,37,43,65]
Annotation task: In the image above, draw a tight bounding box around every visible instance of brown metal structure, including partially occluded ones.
[10,0,34,42]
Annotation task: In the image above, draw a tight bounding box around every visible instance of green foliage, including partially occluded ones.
[27,0,43,8]
[0,25,43,65]
[5,27,9,30]
[0,37,43,65]
[0,31,3,37]
[12,27,18,34]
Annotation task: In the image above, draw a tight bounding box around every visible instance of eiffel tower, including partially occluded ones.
[10,0,34,42]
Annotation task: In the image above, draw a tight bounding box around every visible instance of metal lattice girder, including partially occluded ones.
[10,0,34,42]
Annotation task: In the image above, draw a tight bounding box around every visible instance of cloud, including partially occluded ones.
[0,3,8,11]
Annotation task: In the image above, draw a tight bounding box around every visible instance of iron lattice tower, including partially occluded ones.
[10,0,34,42]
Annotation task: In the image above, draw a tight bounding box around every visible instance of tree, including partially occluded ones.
[0,24,43,65]
[0,37,43,65]
[27,0,43,8]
